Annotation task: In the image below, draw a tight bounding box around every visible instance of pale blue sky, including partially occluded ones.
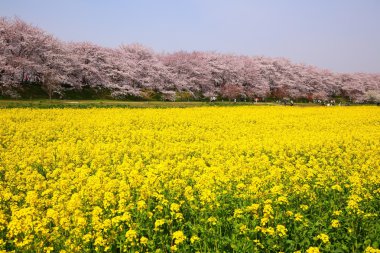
[1,0,379,73]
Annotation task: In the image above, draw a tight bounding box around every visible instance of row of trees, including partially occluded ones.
[1,17,380,102]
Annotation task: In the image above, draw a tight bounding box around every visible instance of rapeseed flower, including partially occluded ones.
[0,107,378,252]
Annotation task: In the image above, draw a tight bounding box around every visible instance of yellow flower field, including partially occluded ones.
[0,106,379,252]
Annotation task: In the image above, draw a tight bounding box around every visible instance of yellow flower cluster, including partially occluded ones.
[0,106,379,252]
[316,233,330,244]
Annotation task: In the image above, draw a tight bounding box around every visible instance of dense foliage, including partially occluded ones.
[1,17,380,102]
[0,107,380,252]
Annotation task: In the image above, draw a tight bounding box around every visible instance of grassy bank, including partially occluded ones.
[0,100,279,109]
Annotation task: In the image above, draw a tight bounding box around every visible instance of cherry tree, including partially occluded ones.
[160,51,216,99]
[339,73,366,102]
[1,16,380,101]
[220,83,244,100]
[119,44,172,98]
[0,17,79,98]
[363,90,380,103]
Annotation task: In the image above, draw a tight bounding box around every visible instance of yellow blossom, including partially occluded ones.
[125,229,138,242]
[276,225,287,237]
[140,236,148,245]
[331,219,340,228]
[306,247,320,253]
[316,233,329,244]
[207,216,217,225]
[190,235,200,244]
[172,230,186,245]
[154,219,165,231]
[294,213,303,221]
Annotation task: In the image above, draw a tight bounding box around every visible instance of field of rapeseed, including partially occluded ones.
[0,106,379,253]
